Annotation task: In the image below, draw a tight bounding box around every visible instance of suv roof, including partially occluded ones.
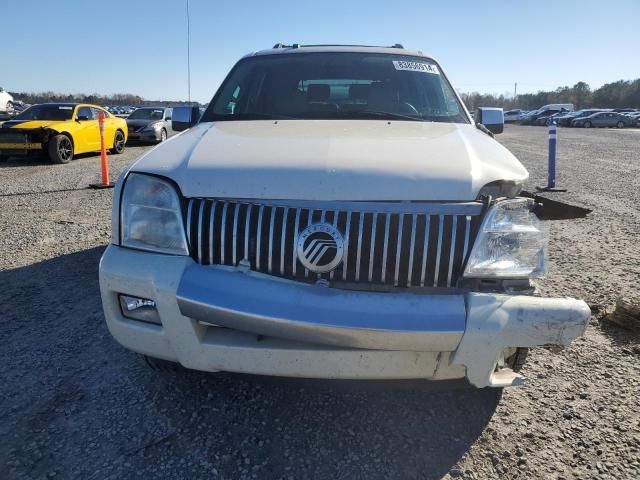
[245,43,430,59]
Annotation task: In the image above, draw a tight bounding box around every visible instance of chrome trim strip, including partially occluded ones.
[244,204,252,264]
[406,214,418,287]
[381,213,391,283]
[213,199,483,215]
[433,215,444,287]
[447,216,458,287]
[355,212,365,281]
[232,203,240,266]
[280,207,289,275]
[186,200,194,247]
[256,205,264,270]
[208,201,216,265]
[197,200,205,264]
[330,210,338,280]
[220,203,229,264]
[420,216,431,287]
[368,213,378,282]
[267,207,276,274]
[304,209,313,278]
[462,215,472,264]
[342,212,352,280]
[292,208,301,276]
[393,214,405,286]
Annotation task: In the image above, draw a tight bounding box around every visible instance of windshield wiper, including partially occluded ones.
[313,111,424,122]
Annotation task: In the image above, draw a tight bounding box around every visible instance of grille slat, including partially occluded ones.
[197,200,205,264]
[433,215,444,287]
[244,205,252,264]
[280,207,289,275]
[187,199,482,289]
[447,216,458,287]
[220,203,229,264]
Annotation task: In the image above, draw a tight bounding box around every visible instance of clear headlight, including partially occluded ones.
[464,198,547,278]
[143,122,163,131]
[120,173,188,255]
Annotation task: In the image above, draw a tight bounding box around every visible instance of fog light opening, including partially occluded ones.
[118,294,161,325]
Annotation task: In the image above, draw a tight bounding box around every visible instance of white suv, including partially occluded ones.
[99,45,589,388]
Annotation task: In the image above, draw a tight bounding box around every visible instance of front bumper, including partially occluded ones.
[0,128,46,155]
[99,245,591,387]
[127,129,161,142]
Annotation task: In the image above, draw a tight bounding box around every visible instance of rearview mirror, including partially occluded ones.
[172,106,200,131]
[475,107,504,134]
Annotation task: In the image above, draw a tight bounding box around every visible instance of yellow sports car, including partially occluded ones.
[0,103,127,163]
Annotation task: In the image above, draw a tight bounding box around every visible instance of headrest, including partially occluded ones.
[307,84,330,101]
[349,84,370,101]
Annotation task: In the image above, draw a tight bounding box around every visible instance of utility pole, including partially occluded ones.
[186,0,191,103]
[514,82,517,101]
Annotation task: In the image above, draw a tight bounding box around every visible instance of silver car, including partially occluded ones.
[126,107,174,143]
[571,111,630,128]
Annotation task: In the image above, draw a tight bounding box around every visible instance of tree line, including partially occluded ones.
[461,79,640,111]
[7,91,201,107]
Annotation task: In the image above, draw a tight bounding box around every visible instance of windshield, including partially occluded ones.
[14,104,74,121]
[204,53,468,123]
[128,108,164,120]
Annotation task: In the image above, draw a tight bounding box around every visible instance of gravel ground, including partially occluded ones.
[0,127,638,480]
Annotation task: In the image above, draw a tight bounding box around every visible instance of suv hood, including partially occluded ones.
[131,120,528,201]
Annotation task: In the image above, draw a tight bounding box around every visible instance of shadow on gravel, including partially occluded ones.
[0,247,500,480]
[0,151,109,168]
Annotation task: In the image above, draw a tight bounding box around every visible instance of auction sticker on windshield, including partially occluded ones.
[392,61,439,74]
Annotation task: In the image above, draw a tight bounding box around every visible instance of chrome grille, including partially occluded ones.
[186,199,484,288]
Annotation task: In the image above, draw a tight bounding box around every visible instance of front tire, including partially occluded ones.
[110,130,125,154]
[616,121,625,129]
[159,128,167,143]
[505,348,528,372]
[584,121,592,128]
[47,134,73,163]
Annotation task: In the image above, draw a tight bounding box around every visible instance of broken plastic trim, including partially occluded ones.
[520,191,592,220]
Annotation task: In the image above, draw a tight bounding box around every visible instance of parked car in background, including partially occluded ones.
[555,109,607,127]
[0,87,15,116]
[0,103,127,162]
[126,106,173,143]
[534,111,569,126]
[504,109,524,122]
[571,111,631,128]
[522,108,567,125]
[612,108,636,113]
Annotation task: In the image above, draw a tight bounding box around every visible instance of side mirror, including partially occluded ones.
[172,106,200,131]
[475,107,504,134]
[77,115,90,121]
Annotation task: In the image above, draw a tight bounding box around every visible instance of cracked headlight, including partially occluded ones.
[120,173,188,255]
[464,198,547,278]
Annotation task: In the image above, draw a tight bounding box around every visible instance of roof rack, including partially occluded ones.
[272,43,404,49]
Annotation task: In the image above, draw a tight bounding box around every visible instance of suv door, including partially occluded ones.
[74,106,100,153]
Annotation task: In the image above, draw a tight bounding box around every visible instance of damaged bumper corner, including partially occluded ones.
[451,293,590,387]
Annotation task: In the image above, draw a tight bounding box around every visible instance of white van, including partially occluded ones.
[535,103,574,115]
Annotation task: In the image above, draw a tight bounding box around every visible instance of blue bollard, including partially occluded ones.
[548,123,556,188]
[537,120,567,192]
